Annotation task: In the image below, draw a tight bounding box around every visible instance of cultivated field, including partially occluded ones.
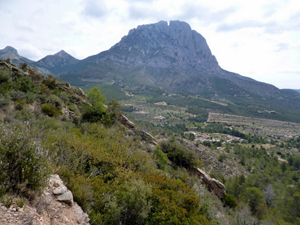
[207,113,300,137]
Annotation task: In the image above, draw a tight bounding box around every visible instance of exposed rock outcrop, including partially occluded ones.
[194,168,226,199]
[0,174,90,225]
[0,61,27,74]
[118,114,157,145]
[118,114,135,129]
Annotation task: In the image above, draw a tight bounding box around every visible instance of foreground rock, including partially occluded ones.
[0,174,90,225]
[194,168,226,199]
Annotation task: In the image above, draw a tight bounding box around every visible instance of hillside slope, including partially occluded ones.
[0,59,225,224]
[1,56,300,224]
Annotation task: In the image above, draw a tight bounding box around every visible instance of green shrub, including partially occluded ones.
[0,123,50,194]
[242,187,266,219]
[160,140,200,169]
[81,87,109,123]
[16,199,25,208]
[43,75,57,90]
[42,103,61,117]
[15,103,23,111]
[0,98,10,108]
[153,146,168,170]
[143,173,209,225]
[203,141,212,147]
[48,94,63,110]
[19,63,28,71]
[3,196,13,208]
[222,194,238,208]
[65,175,93,212]
[10,90,26,102]
[81,104,107,123]
[119,180,152,225]
[218,154,226,162]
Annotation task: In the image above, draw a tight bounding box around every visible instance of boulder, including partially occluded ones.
[56,190,73,206]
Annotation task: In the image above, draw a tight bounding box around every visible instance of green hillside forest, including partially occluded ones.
[1,59,300,224]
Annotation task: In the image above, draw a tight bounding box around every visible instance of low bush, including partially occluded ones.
[160,140,200,169]
[42,103,61,117]
[153,146,168,170]
[222,194,238,208]
[0,122,50,194]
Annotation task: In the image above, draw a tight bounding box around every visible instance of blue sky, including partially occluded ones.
[0,0,299,89]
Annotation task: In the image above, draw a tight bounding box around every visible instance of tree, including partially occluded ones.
[107,99,122,123]
[82,87,107,123]
[222,194,238,208]
[263,184,276,207]
[243,187,266,219]
[19,62,28,71]
[153,146,168,170]
[285,191,300,222]
[87,87,106,105]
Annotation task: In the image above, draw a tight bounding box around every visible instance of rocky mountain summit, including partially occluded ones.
[92,21,219,72]
[0,46,19,60]
[34,50,79,75]
[0,46,34,66]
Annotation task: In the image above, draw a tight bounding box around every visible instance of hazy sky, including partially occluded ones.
[1,0,299,89]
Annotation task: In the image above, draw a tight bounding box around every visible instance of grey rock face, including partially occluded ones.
[105,20,219,72]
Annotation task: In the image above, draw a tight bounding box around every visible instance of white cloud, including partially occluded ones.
[81,0,109,18]
[19,44,44,60]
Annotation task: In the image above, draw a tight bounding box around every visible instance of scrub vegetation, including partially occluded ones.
[1,60,300,224]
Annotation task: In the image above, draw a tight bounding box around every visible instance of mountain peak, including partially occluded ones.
[54,50,71,58]
[107,20,219,71]
[0,46,21,61]
[34,50,78,75]
[2,46,18,53]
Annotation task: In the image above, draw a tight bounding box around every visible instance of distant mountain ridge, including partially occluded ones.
[60,21,290,99]
[34,50,79,75]
[1,20,300,122]
[0,46,78,75]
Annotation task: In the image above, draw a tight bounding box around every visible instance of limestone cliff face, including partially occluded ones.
[101,20,220,73]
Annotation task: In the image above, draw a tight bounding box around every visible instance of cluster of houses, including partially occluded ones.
[185,131,243,143]
[257,110,276,114]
